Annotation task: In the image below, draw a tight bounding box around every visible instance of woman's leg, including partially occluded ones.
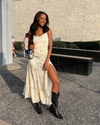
[23,49,25,57]
[25,50,29,58]
[23,49,26,59]
[48,64,59,94]
[12,50,16,56]
[48,64,63,119]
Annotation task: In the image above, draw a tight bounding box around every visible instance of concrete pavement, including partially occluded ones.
[0,56,100,125]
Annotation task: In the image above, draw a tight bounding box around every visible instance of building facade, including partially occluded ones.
[13,0,100,42]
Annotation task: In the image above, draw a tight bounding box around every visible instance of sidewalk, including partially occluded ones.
[0,56,100,125]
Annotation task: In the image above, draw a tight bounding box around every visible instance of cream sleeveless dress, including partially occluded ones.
[23,32,53,105]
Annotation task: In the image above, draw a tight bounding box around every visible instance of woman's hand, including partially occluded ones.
[30,43,36,50]
[44,61,49,70]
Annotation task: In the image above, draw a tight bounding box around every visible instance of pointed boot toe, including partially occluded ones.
[36,101,43,114]
[50,104,63,119]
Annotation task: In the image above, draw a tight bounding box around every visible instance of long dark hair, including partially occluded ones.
[28,11,49,47]
[30,11,49,35]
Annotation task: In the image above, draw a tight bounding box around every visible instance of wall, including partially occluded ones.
[0,0,2,64]
[12,0,100,42]
[0,0,12,65]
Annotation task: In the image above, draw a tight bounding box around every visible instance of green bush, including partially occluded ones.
[14,41,100,51]
[96,41,100,50]
[75,41,100,50]
[53,41,100,50]
[53,41,68,48]
[14,42,23,50]
[68,42,79,49]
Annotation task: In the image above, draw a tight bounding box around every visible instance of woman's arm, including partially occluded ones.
[24,37,29,50]
[30,44,36,50]
[44,29,53,70]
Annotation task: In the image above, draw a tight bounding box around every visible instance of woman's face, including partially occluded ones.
[38,14,47,27]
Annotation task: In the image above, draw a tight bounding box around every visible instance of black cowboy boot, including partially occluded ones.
[50,92,63,119]
[36,101,42,114]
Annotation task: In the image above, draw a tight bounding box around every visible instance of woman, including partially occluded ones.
[23,11,63,119]
[22,33,29,59]
[12,36,17,57]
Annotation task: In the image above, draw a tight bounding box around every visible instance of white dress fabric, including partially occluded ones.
[23,32,53,105]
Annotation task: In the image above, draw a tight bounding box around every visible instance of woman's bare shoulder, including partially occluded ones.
[47,28,52,36]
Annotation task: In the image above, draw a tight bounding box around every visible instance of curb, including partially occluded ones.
[0,119,12,125]
[0,62,21,71]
